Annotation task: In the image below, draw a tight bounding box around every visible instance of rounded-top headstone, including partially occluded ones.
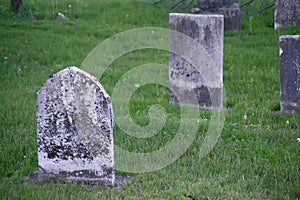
[36,66,115,185]
[280,35,300,113]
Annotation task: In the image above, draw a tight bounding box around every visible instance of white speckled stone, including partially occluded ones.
[36,67,115,185]
[169,14,223,108]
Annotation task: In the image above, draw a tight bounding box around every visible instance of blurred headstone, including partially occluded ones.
[280,35,300,113]
[274,0,300,29]
[11,0,22,12]
[192,0,241,30]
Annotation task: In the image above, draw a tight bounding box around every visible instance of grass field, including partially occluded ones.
[0,0,300,199]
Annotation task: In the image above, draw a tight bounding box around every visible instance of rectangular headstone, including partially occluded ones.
[280,35,300,113]
[169,13,223,108]
[36,67,115,185]
[274,0,300,29]
[219,3,241,30]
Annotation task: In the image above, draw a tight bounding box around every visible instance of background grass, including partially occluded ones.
[0,0,300,199]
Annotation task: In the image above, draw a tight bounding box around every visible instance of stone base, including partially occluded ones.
[280,103,300,114]
[170,87,222,108]
[25,170,132,187]
[280,35,300,113]
[197,0,234,12]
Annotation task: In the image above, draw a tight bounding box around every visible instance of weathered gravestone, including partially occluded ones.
[192,0,241,30]
[169,14,223,108]
[274,0,300,29]
[35,67,118,185]
[280,36,300,113]
[196,0,233,11]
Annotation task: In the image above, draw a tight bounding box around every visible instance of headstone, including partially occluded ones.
[280,35,300,113]
[36,67,116,185]
[219,3,241,30]
[169,14,223,108]
[197,0,234,12]
[191,0,241,30]
[274,0,300,29]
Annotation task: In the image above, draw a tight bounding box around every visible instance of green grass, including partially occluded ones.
[1,0,300,199]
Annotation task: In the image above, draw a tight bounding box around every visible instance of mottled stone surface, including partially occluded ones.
[280,36,300,113]
[275,0,300,29]
[197,0,234,11]
[169,14,223,108]
[36,67,115,185]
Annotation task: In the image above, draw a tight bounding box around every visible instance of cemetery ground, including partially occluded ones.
[0,0,300,199]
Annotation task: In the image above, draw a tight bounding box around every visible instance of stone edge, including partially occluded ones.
[25,170,133,187]
[169,13,224,18]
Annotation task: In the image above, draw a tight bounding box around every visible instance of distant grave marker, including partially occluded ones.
[169,13,223,108]
[32,67,130,186]
[274,0,300,29]
[192,0,241,30]
[196,0,234,11]
[280,36,300,113]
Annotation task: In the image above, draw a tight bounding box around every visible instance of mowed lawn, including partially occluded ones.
[0,0,300,199]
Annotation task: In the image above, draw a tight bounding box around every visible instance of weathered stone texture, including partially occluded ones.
[280,36,300,113]
[169,14,223,108]
[219,3,241,30]
[36,66,115,185]
[275,0,300,29]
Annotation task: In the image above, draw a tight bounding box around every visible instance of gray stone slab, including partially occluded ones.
[275,0,300,29]
[169,14,223,108]
[197,0,234,11]
[280,35,300,113]
[36,67,116,185]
